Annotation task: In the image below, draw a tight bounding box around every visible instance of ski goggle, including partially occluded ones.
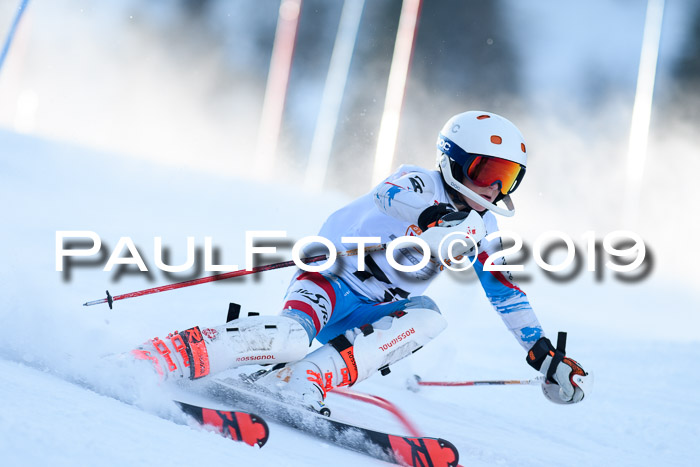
[463,155,526,195]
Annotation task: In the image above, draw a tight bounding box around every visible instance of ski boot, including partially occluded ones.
[131,314,310,381]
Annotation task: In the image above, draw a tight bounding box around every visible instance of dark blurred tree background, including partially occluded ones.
[140,0,520,193]
[131,0,697,194]
[669,1,700,120]
[310,0,520,192]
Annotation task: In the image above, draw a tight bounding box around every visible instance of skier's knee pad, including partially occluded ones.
[133,315,309,380]
[330,305,447,384]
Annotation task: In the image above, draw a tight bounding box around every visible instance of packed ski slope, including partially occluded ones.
[1,130,698,466]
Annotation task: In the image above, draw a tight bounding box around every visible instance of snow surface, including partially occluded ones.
[1,129,698,466]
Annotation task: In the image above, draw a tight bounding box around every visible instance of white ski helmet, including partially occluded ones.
[436,111,527,217]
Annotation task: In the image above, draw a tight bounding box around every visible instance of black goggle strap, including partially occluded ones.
[508,166,526,194]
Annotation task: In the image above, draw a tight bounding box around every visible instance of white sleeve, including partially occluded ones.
[474,215,544,350]
[372,172,440,223]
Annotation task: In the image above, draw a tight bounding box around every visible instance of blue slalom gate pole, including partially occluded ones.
[0,0,31,75]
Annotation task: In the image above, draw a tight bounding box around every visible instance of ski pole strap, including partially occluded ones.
[329,335,358,386]
[546,332,568,383]
[556,331,567,353]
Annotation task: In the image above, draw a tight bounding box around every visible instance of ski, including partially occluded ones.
[175,400,269,448]
[206,377,460,466]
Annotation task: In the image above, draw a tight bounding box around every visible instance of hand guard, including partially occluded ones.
[526,333,592,404]
[417,208,486,261]
[417,203,456,231]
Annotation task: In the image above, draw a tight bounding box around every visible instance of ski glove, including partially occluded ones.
[417,203,456,231]
[526,334,590,404]
[418,209,486,261]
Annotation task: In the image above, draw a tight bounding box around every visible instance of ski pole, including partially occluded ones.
[83,244,386,309]
[406,374,545,392]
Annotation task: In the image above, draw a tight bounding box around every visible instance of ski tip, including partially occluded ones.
[247,414,270,448]
[175,400,270,448]
[437,438,461,467]
[388,435,460,467]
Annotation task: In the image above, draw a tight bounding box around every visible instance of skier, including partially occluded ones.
[131,111,592,410]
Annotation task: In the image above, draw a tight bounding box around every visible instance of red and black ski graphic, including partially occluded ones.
[387,435,458,467]
[176,401,269,447]
[207,379,459,466]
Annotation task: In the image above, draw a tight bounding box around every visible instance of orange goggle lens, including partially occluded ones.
[465,156,524,195]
